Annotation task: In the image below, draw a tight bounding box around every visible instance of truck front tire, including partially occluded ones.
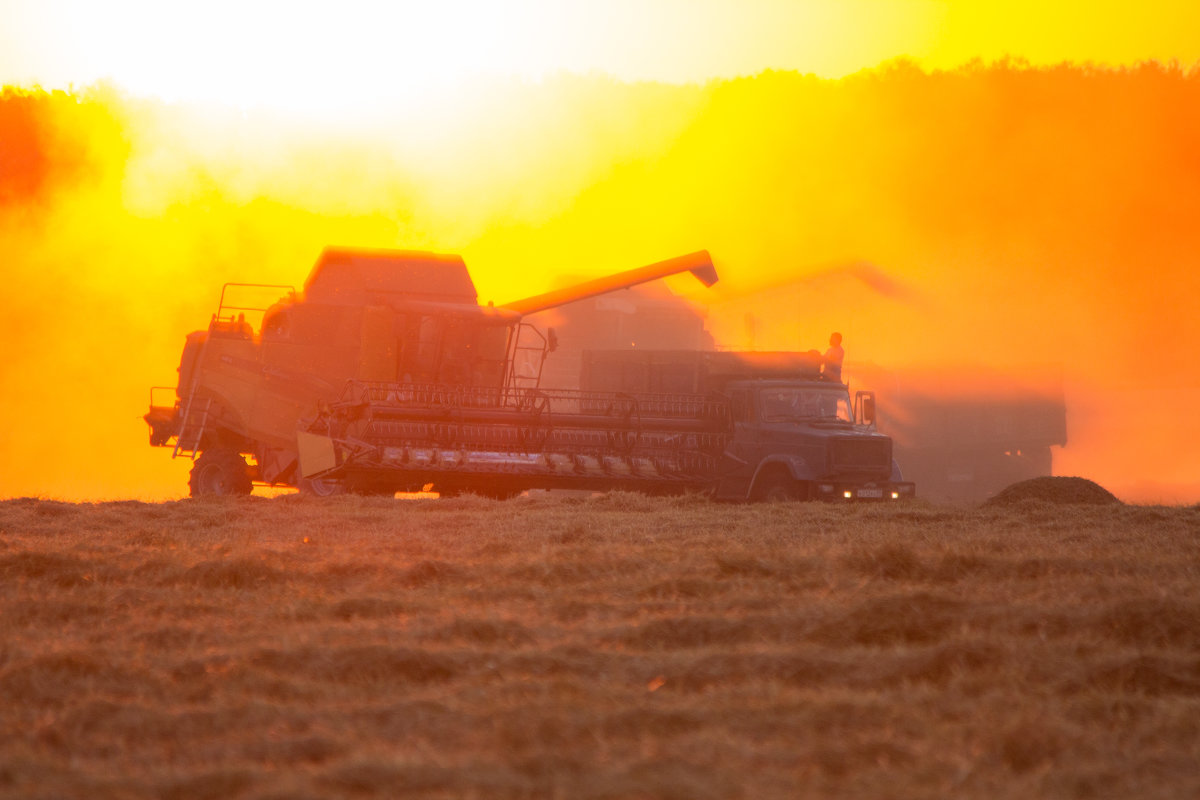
[753,472,808,502]
[189,450,253,497]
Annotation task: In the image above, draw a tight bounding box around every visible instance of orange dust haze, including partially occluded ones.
[1,62,1198,502]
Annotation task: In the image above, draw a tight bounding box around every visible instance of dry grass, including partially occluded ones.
[0,493,1198,799]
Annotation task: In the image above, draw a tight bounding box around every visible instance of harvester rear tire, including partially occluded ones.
[189,450,253,497]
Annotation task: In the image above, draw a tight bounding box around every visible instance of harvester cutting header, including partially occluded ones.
[145,247,720,496]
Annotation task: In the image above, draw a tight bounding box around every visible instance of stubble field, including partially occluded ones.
[0,493,1198,799]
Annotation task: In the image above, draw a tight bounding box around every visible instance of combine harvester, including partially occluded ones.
[145,247,913,501]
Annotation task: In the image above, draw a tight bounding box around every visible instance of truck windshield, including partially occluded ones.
[760,387,853,423]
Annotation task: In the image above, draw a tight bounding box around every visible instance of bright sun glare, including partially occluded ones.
[5,0,934,116]
[53,1,562,113]
[7,0,1199,117]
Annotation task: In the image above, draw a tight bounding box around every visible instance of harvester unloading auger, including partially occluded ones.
[145,247,721,497]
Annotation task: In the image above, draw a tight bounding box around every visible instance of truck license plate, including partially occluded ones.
[857,488,883,499]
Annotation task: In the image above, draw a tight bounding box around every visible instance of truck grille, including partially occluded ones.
[831,437,891,471]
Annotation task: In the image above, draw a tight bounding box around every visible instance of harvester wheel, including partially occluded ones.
[189,450,253,497]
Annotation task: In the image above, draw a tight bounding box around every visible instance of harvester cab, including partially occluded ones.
[146,247,718,496]
[252,247,716,394]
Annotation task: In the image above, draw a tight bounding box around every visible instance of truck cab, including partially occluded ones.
[718,379,911,501]
[579,349,915,502]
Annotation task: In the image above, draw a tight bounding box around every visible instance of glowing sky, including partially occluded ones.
[2,0,1197,113]
[3,0,1199,503]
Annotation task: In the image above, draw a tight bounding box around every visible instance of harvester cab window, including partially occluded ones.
[472,325,508,387]
[397,315,443,383]
[437,320,472,385]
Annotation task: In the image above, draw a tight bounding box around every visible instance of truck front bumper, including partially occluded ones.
[813,481,916,501]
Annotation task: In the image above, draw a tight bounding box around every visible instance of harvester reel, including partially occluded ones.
[605,395,641,454]
[434,406,463,446]
[432,386,460,411]
[517,390,552,449]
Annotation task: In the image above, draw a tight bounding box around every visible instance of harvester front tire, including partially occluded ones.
[189,450,253,497]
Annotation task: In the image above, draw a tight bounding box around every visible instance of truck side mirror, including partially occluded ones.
[547,327,559,353]
[856,391,876,426]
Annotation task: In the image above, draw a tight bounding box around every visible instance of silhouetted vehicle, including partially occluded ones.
[850,365,1067,502]
[579,350,915,501]
[145,247,913,501]
[536,287,1063,503]
[144,247,718,496]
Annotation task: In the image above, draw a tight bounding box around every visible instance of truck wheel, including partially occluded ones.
[754,473,806,503]
[189,450,253,497]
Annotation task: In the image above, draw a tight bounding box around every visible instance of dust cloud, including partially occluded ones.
[1,61,1197,502]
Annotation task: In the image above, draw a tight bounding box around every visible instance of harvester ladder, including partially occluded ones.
[173,396,212,460]
[506,322,548,391]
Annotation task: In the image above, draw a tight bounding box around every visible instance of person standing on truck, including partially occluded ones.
[822,332,844,382]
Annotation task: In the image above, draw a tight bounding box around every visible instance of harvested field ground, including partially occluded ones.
[1,494,1198,799]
